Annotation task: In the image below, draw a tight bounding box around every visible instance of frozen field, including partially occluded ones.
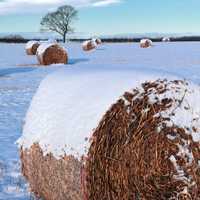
[1,42,200,199]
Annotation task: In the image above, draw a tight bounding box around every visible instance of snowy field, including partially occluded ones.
[1,42,200,199]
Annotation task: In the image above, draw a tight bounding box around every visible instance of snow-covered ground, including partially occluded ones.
[0,43,66,199]
[1,42,200,199]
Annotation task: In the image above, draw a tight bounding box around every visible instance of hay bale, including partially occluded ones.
[18,70,153,200]
[82,40,97,51]
[20,144,83,200]
[25,41,40,55]
[36,43,68,65]
[85,79,200,199]
[163,37,171,42]
[140,39,153,48]
[92,38,102,45]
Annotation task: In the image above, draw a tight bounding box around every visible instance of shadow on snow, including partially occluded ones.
[68,58,89,65]
[0,67,36,77]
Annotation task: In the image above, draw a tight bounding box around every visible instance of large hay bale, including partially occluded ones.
[85,79,200,199]
[140,39,153,48]
[25,41,40,55]
[36,43,68,65]
[82,40,97,51]
[18,70,156,200]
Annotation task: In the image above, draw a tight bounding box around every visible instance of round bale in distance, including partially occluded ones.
[36,43,68,66]
[82,40,97,51]
[162,37,171,42]
[26,40,40,55]
[140,39,153,48]
[93,38,102,45]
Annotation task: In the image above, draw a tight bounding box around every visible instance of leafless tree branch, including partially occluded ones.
[40,5,78,42]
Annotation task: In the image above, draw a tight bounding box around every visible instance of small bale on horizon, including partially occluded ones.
[140,39,153,48]
[162,37,171,42]
[82,40,97,51]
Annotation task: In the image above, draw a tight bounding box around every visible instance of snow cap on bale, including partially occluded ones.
[36,43,68,66]
[25,40,40,55]
[17,69,161,200]
[162,37,171,42]
[82,40,97,51]
[85,79,200,199]
[140,38,153,48]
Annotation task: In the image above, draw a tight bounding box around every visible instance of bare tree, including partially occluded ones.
[41,5,78,43]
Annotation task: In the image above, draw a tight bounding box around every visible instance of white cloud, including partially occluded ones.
[92,0,121,7]
[0,0,123,15]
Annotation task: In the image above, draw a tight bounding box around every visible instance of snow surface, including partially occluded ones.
[0,43,66,199]
[2,41,200,198]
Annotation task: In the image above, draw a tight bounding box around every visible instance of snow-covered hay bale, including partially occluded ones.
[17,70,160,200]
[140,39,153,48]
[25,41,40,55]
[36,43,68,66]
[85,79,200,199]
[162,37,171,42]
[93,38,102,45]
[82,40,97,51]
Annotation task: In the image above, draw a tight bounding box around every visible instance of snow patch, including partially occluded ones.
[148,81,200,142]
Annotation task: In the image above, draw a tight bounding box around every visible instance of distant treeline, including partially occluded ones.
[0,38,29,43]
[2,36,200,43]
[71,37,200,43]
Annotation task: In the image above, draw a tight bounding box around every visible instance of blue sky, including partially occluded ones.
[0,0,200,35]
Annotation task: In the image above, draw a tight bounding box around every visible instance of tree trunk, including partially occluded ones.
[63,33,66,43]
